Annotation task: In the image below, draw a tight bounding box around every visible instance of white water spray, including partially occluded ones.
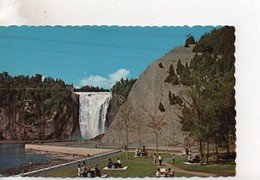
[75,92,112,139]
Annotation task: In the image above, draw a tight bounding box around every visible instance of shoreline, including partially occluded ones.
[0,151,81,177]
[0,139,79,144]
[0,143,117,177]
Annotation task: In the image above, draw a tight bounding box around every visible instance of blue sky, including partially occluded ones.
[0,26,216,89]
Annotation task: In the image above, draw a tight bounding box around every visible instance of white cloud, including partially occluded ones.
[80,69,130,89]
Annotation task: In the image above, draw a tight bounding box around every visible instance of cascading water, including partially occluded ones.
[75,92,112,140]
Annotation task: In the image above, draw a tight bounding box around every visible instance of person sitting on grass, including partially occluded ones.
[77,164,82,177]
[116,158,122,168]
[165,168,174,177]
[188,154,193,163]
[135,148,138,156]
[156,168,161,177]
[144,149,148,156]
[95,164,101,177]
[81,161,88,177]
[107,158,113,168]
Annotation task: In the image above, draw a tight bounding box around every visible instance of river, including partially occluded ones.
[0,143,52,170]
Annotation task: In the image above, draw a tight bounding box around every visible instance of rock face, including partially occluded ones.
[105,93,125,129]
[102,45,195,147]
[0,90,79,141]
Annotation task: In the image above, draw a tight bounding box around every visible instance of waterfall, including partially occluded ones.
[75,92,112,140]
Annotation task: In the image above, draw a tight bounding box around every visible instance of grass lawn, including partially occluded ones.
[39,151,193,177]
[168,155,236,175]
[38,152,235,177]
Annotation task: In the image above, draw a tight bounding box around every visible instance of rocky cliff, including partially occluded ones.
[102,45,196,146]
[0,75,79,141]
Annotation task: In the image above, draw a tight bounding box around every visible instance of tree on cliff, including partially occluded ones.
[184,34,195,47]
[0,72,78,141]
[111,78,137,99]
[165,64,179,85]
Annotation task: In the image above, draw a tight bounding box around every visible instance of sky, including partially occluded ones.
[0,26,215,89]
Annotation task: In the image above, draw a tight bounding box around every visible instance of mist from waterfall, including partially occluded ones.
[75,92,112,140]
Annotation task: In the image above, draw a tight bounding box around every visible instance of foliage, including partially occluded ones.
[146,112,166,152]
[193,26,235,55]
[111,78,137,99]
[164,64,179,85]
[179,62,191,86]
[179,26,236,162]
[176,59,184,75]
[184,34,196,47]
[158,102,166,112]
[74,85,109,92]
[0,72,76,140]
[168,91,183,106]
[158,62,164,68]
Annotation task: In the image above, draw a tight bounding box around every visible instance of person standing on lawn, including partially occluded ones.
[172,153,176,164]
[158,154,162,166]
[153,153,157,165]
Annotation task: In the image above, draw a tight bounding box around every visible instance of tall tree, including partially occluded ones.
[180,26,236,163]
[146,112,166,152]
[176,59,184,75]
[117,101,135,159]
[165,64,179,85]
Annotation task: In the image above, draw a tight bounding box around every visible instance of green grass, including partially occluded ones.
[38,152,235,177]
[168,155,236,175]
[39,165,77,177]
[39,152,193,177]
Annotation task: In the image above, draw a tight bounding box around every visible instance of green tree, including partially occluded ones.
[165,64,179,85]
[176,59,184,75]
[111,78,137,99]
[184,34,196,47]
[158,102,165,112]
[180,26,236,163]
[147,113,166,152]
[180,63,191,85]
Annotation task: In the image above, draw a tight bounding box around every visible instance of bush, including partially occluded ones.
[184,34,195,47]
[158,62,164,68]
[158,102,166,112]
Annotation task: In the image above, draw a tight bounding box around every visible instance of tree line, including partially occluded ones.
[178,26,236,164]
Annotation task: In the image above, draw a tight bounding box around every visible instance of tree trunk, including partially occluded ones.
[126,127,129,159]
[206,141,209,164]
[199,140,204,166]
[226,137,230,158]
[156,132,159,152]
[138,129,141,147]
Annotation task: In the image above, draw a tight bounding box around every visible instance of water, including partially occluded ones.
[0,143,52,170]
[76,92,112,140]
